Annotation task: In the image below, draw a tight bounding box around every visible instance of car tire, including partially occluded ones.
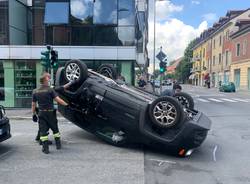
[97,64,117,80]
[173,92,194,109]
[149,96,184,129]
[64,60,88,84]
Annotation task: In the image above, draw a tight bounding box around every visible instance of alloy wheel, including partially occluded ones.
[153,101,177,127]
[65,63,80,82]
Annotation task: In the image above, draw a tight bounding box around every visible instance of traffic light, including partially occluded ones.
[40,50,50,70]
[159,61,167,73]
[50,49,58,69]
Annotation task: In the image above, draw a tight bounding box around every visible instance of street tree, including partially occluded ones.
[175,39,196,83]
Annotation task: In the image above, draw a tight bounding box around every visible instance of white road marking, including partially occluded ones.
[231,98,249,102]
[208,98,223,102]
[196,98,210,102]
[213,145,218,162]
[220,98,237,102]
[149,158,176,166]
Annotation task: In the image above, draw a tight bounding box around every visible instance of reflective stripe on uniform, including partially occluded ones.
[40,136,48,142]
[53,132,60,138]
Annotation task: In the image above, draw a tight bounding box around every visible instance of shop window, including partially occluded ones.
[44,2,69,24]
[14,61,36,108]
[93,0,117,25]
[118,0,135,26]
[71,0,93,25]
[0,62,4,101]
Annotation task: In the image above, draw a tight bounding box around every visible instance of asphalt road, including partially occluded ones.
[1,85,250,184]
[145,85,250,184]
[0,120,144,184]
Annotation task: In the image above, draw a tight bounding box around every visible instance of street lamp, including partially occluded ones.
[153,0,167,86]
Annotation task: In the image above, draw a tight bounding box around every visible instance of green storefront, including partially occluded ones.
[0,59,134,108]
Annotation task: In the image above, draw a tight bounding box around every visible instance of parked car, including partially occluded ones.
[163,80,172,86]
[55,60,211,156]
[154,80,160,88]
[219,82,236,92]
[0,105,11,143]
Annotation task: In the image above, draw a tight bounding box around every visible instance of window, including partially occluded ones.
[213,39,216,49]
[226,30,229,41]
[118,26,135,46]
[94,26,118,45]
[236,43,241,56]
[219,53,222,64]
[94,0,117,25]
[219,35,222,46]
[0,61,4,101]
[213,56,215,66]
[53,26,70,45]
[203,48,205,58]
[118,0,135,26]
[44,2,69,24]
[71,26,92,45]
[225,50,229,66]
[70,0,93,25]
[243,40,247,55]
[137,12,145,31]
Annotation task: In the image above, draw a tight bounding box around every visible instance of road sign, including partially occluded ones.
[156,50,167,62]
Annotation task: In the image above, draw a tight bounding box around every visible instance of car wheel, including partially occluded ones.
[173,92,194,109]
[97,64,117,80]
[149,96,184,129]
[64,60,88,84]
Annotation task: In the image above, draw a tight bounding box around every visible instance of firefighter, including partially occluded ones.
[31,72,69,154]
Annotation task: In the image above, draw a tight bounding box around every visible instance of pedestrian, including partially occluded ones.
[31,72,69,154]
[138,76,146,88]
[161,84,182,97]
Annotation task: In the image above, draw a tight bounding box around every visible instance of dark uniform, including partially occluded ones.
[32,85,61,152]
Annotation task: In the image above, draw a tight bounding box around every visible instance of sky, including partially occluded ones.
[148,0,250,73]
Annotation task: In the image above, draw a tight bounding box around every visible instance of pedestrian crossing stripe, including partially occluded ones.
[196,98,210,102]
[220,98,237,102]
[208,98,223,102]
[195,98,250,103]
[231,98,249,102]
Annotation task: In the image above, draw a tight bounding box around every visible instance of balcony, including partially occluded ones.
[190,66,202,73]
[191,56,201,62]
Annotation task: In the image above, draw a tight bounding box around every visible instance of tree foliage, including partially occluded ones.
[175,39,196,83]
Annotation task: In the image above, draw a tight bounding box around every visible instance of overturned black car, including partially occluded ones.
[55,60,211,156]
[0,105,11,143]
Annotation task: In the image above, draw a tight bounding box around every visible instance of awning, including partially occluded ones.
[189,74,195,80]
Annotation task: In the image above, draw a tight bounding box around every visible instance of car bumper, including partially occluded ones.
[0,118,11,142]
[139,109,211,151]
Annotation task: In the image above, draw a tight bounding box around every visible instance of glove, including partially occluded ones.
[32,114,38,122]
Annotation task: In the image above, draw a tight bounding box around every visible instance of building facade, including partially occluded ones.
[230,20,250,90]
[191,9,250,89]
[0,0,149,107]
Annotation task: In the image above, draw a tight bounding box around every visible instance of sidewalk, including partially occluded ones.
[5,108,65,121]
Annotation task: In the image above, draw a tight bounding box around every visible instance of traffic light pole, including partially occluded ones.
[50,68,54,87]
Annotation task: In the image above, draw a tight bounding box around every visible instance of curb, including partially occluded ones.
[9,116,67,121]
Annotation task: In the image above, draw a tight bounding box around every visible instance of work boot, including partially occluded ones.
[42,141,49,154]
[55,137,61,150]
[39,140,52,145]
